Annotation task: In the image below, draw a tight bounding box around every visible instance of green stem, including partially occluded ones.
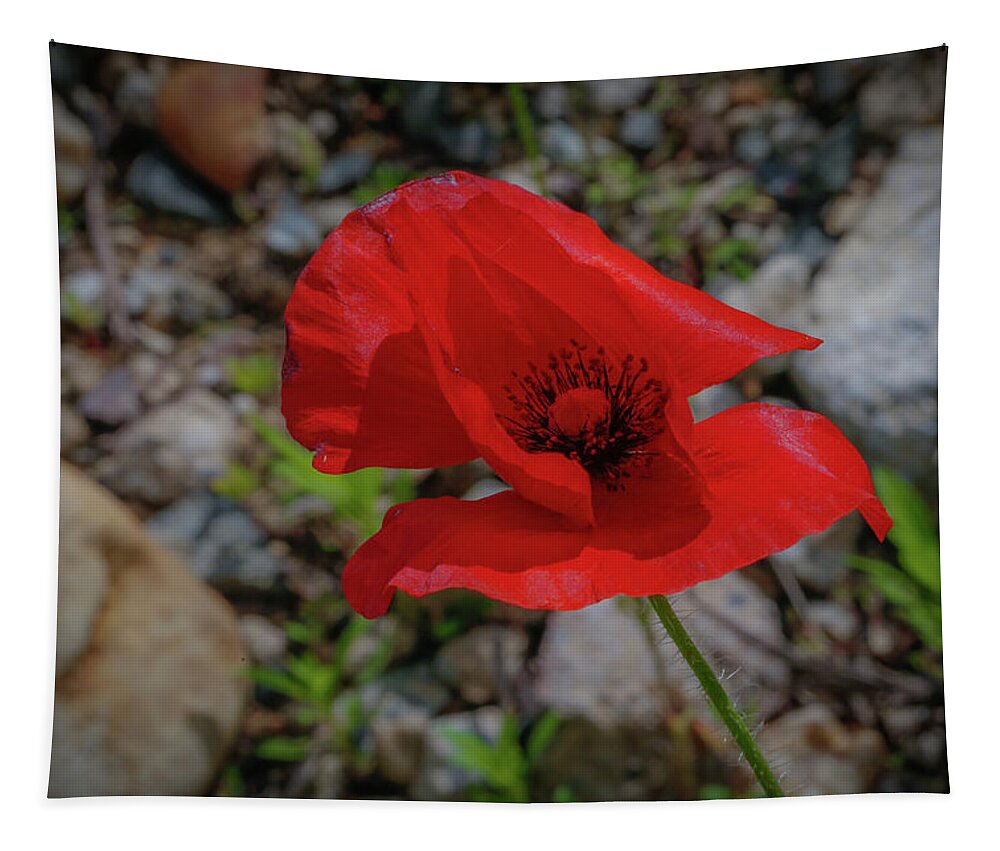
[506,83,547,197]
[648,594,785,797]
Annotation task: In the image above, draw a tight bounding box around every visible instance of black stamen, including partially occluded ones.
[499,340,667,491]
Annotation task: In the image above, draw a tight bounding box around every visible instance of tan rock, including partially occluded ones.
[50,464,248,797]
[756,703,886,796]
[156,61,271,193]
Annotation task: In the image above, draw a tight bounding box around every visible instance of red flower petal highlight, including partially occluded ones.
[368,172,821,396]
[283,171,819,476]
[281,211,477,472]
[343,404,890,617]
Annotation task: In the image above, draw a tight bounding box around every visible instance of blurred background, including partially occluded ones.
[50,42,946,800]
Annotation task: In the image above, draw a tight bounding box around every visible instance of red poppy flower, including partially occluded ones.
[282,171,891,618]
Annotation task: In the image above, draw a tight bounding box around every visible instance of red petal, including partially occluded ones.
[371,171,820,396]
[281,210,477,472]
[343,403,889,617]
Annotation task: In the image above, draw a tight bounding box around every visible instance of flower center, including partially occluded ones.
[500,340,667,490]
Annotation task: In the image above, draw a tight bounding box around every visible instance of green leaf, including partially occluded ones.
[552,784,576,803]
[850,556,942,650]
[700,783,734,800]
[287,650,340,708]
[255,736,310,762]
[850,556,921,609]
[219,764,246,797]
[507,82,540,162]
[716,180,757,212]
[443,719,530,803]
[872,468,941,596]
[525,711,562,766]
[244,664,311,702]
[211,462,260,501]
[224,353,277,396]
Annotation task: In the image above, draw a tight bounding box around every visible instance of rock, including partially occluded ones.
[78,366,142,426]
[535,83,569,120]
[777,223,835,270]
[239,614,287,664]
[125,260,230,326]
[533,598,668,729]
[756,157,802,202]
[858,50,947,136]
[50,464,247,797]
[401,81,446,141]
[126,151,231,224]
[735,127,771,165]
[335,666,450,786]
[811,118,856,195]
[461,478,511,501]
[534,718,673,802]
[679,573,792,719]
[769,514,862,591]
[307,110,338,140]
[438,121,495,165]
[811,59,854,104]
[264,193,323,258]
[720,252,811,328]
[61,404,90,451]
[587,78,654,112]
[792,129,942,484]
[306,197,357,232]
[53,96,94,204]
[61,345,105,396]
[534,573,791,728]
[156,61,271,192]
[147,492,284,591]
[807,601,860,642]
[433,625,528,704]
[316,150,373,194]
[717,253,812,377]
[756,704,885,796]
[114,67,158,128]
[489,161,544,197]
[540,121,588,166]
[619,109,661,150]
[688,382,742,423]
[100,390,239,504]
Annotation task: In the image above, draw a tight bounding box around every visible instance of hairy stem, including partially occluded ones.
[648,594,785,797]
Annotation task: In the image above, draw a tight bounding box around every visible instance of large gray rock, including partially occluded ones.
[533,572,791,729]
[51,464,247,797]
[792,128,941,484]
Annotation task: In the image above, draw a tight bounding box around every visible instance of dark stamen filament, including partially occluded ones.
[500,340,667,490]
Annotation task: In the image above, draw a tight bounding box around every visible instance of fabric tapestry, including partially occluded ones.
[49,43,947,800]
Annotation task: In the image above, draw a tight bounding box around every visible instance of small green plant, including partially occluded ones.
[247,612,395,765]
[225,353,278,396]
[211,461,261,501]
[716,179,758,214]
[250,413,414,540]
[61,290,103,331]
[851,468,942,651]
[704,236,756,282]
[293,122,325,192]
[443,711,567,803]
[650,182,699,261]
[586,154,651,206]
